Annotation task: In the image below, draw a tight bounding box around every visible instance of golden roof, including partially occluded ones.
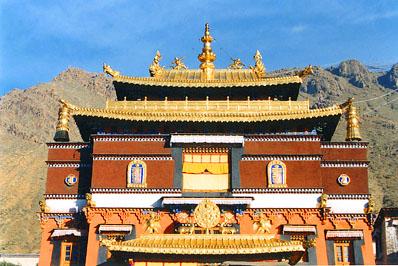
[102,23,312,87]
[101,234,305,255]
[110,72,303,88]
[62,99,343,123]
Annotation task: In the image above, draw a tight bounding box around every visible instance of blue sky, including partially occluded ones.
[1,1,398,95]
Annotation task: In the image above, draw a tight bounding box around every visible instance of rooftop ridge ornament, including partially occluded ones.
[297,65,314,78]
[228,58,245,69]
[149,50,165,78]
[198,23,216,80]
[250,50,266,78]
[103,63,120,77]
[171,57,188,70]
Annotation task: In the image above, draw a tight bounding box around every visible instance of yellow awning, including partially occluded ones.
[101,234,305,255]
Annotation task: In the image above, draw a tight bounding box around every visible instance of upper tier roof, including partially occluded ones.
[102,23,313,101]
[109,70,303,88]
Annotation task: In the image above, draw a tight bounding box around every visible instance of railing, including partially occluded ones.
[106,97,310,112]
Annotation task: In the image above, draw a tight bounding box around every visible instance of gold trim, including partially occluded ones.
[101,234,305,255]
[113,74,302,87]
[65,100,343,123]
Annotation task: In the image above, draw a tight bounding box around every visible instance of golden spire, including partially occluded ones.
[345,98,362,141]
[198,23,216,80]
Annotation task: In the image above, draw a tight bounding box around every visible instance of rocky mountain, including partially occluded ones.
[0,61,397,253]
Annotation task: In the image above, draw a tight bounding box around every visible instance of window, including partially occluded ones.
[182,148,229,192]
[60,242,79,266]
[334,242,353,265]
[127,160,147,187]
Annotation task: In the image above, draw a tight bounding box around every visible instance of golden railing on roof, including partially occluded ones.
[105,98,310,113]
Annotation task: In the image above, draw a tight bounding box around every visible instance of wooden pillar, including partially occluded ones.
[38,224,54,266]
[315,224,329,265]
[85,222,100,266]
[362,225,376,265]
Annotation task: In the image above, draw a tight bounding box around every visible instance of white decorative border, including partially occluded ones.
[93,155,173,161]
[46,199,86,213]
[45,194,86,199]
[90,188,181,193]
[321,142,368,149]
[242,155,322,161]
[47,143,89,149]
[245,135,320,142]
[93,136,165,142]
[321,161,368,168]
[46,162,91,168]
[232,188,323,193]
[328,194,370,200]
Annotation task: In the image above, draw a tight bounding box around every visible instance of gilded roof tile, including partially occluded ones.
[101,234,305,254]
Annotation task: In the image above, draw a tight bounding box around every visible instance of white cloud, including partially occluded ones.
[291,24,307,33]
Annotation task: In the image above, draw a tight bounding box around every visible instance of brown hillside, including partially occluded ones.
[0,62,397,253]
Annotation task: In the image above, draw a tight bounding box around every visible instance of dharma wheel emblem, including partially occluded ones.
[65,174,77,186]
[337,174,350,186]
[194,199,220,229]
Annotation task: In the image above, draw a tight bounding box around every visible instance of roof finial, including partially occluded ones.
[345,98,362,141]
[198,23,216,80]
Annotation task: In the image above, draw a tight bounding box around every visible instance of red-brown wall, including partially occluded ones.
[46,166,81,194]
[240,160,322,188]
[93,141,171,155]
[91,160,174,188]
[321,148,367,161]
[321,167,369,194]
[244,141,320,155]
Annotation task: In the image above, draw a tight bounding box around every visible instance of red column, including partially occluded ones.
[362,225,376,265]
[38,222,54,266]
[85,222,100,266]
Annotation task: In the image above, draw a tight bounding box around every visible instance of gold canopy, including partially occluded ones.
[101,234,305,255]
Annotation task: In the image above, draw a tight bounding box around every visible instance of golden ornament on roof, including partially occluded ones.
[172,57,188,70]
[103,63,120,77]
[149,50,165,78]
[297,65,314,78]
[228,58,245,69]
[250,50,266,78]
[198,23,216,80]
[345,98,362,141]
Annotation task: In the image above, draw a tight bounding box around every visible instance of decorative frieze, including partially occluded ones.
[245,135,320,142]
[90,188,181,193]
[46,162,91,168]
[47,142,89,149]
[93,135,166,142]
[93,155,172,161]
[45,194,85,199]
[328,194,370,200]
[242,155,322,161]
[232,188,323,194]
[321,142,368,149]
[321,161,368,168]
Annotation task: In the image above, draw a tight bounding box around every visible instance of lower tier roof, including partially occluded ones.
[60,99,344,141]
[101,234,305,255]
